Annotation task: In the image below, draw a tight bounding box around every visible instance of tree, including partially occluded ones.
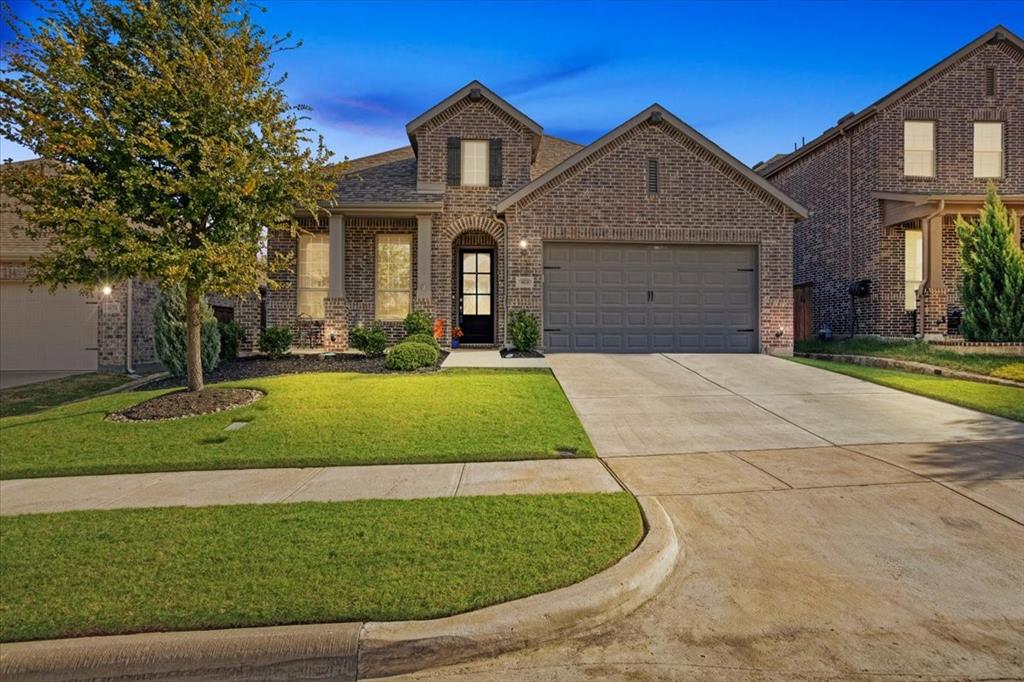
[0,0,335,391]
[155,284,221,377]
[955,183,1024,342]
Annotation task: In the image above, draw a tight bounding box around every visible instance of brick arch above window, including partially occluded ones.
[443,215,505,242]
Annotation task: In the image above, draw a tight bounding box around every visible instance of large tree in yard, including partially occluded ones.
[0,0,335,391]
[955,184,1024,342]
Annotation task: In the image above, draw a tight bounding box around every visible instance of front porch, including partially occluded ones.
[878,191,1024,339]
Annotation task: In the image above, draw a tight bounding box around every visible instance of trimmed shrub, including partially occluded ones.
[508,309,541,353]
[154,285,220,377]
[385,341,440,370]
[404,310,433,336]
[350,321,388,357]
[218,320,245,360]
[403,332,440,350]
[258,326,293,359]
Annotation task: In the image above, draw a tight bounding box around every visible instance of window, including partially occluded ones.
[461,140,488,186]
[903,121,935,177]
[904,229,923,311]
[375,233,412,320]
[297,233,329,318]
[973,122,1003,178]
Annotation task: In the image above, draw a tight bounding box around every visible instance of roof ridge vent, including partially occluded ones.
[649,111,663,123]
[468,88,483,102]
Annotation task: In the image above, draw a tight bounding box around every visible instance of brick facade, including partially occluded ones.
[765,33,1023,339]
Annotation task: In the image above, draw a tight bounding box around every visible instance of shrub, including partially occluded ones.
[403,332,440,350]
[258,326,293,359]
[385,341,440,370]
[404,310,433,336]
[154,285,220,377]
[508,309,541,353]
[218,320,245,360]
[350,321,388,357]
[956,184,1024,342]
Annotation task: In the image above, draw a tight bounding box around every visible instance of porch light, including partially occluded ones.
[101,284,113,296]
[519,239,528,249]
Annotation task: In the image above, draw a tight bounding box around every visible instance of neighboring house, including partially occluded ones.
[270,81,806,355]
[0,162,259,373]
[757,25,1023,341]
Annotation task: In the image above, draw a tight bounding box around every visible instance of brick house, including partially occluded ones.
[757,25,1023,341]
[270,81,807,355]
[0,161,260,373]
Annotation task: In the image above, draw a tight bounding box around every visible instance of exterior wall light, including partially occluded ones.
[519,239,528,249]
[101,284,113,296]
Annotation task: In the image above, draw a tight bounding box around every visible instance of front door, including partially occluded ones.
[459,249,494,344]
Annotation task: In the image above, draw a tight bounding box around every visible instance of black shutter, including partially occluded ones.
[447,137,461,186]
[489,138,502,187]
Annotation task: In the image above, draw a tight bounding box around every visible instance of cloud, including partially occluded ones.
[303,92,423,135]
[499,51,618,96]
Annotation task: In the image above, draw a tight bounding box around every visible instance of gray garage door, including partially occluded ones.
[543,243,758,353]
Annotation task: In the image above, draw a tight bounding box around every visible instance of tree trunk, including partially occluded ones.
[185,287,204,392]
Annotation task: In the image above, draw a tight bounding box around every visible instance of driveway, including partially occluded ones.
[0,370,88,390]
[399,354,1024,680]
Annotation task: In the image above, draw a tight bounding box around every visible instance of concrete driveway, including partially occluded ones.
[549,353,1024,455]
[398,354,1024,681]
[0,370,88,390]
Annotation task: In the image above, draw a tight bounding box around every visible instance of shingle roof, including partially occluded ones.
[333,135,582,205]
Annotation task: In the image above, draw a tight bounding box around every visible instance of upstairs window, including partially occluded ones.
[973,122,1003,178]
[904,228,923,311]
[903,121,935,177]
[297,233,329,318]
[375,233,412,320]
[461,140,488,186]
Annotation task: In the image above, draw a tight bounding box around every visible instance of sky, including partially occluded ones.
[1,0,1021,166]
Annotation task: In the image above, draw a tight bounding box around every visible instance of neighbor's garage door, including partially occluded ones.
[543,243,758,353]
[0,282,98,370]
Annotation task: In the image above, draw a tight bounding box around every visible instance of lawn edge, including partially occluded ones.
[0,497,678,682]
[795,352,1024,388]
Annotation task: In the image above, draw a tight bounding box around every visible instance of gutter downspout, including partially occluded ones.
[845,131,854,335]
[125,279,134,374]
[918,199,945,340]
[494,211,511,349]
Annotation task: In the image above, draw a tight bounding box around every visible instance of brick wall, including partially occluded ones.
[505,119,797,354]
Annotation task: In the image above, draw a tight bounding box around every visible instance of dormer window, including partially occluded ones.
[461,140,489,186]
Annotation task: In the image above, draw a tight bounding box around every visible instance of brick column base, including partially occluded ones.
[323,297,350,350]
[919,287,949,339]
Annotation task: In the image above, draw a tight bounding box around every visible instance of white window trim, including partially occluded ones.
[904,228,923,311]
[461,139,489,187]
[903,120,935,178]
[375,233,413,321]
[973,121,1003,179]
[297,233,329,319]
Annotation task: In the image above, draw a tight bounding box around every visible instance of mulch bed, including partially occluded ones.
[140,352,449,391]
[500,348,545,359]
[108,388,264,422]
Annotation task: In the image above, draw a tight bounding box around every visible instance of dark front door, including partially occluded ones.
[459,249,494,344]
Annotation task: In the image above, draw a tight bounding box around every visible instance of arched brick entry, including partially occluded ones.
[439,217,506,346]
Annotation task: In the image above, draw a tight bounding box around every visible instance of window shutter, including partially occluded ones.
[447,137,461,186]
[489,138,502,187]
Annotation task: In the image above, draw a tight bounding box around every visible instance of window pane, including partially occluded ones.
[477,252,491,273]
[376,235,411,289]
[462,274,476,295]
[974,122,1002,152]
[463,296,477,315]
[298,234,330,289]
[461,140,488,186]
[904,229,923,311]
[476,295,490,315]
[462,252,476,274]
[376,291,410,320]
[477,273,491,294]
[904,121,934,177]
[974,150,1003,178]
[298,290,326,319]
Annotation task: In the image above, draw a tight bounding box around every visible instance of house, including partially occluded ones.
[756,25,1024,341]
[270,81,807,355]
[0,161,259,374]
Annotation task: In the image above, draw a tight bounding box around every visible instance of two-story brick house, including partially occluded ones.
[757,25,1023,340]
[270,81,807,355]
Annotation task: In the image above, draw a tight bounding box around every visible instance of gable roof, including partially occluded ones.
[405,80,544,158]
[495,104,808,218]
[757,25,1024,177]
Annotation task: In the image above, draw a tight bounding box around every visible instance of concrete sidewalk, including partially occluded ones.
[0,458,621,515]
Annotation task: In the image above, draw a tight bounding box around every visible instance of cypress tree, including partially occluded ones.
[155,286,221,378]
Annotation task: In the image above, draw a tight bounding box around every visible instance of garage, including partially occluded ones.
[543,243,758,353]
[0,282,98,371]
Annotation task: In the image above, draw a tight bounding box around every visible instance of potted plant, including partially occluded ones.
[451,326,464,348]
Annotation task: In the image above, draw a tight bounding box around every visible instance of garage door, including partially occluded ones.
[543,243,758,353]
[0,283,98,370]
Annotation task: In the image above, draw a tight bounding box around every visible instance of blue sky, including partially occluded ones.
[2,1,1021,165]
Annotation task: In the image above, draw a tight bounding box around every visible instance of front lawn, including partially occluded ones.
[0,493,642,642]
[795,338,1024,381]
[793,358,1024,422]
[0,373,131,418]
[0,369,594,479]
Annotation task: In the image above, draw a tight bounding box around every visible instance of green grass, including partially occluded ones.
[795,337,1024,381]
[0,369,594,480]
[793,358,1024,422]
[0,373,131,418]
[0,493,642,643]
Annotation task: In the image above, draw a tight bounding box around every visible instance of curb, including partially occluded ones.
[796,352,1024,388]
[0,497,679,682]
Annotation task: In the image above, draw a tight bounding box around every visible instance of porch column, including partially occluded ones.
[416,214,432,304]
[324,213,349,350]
[920,214,946,339]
